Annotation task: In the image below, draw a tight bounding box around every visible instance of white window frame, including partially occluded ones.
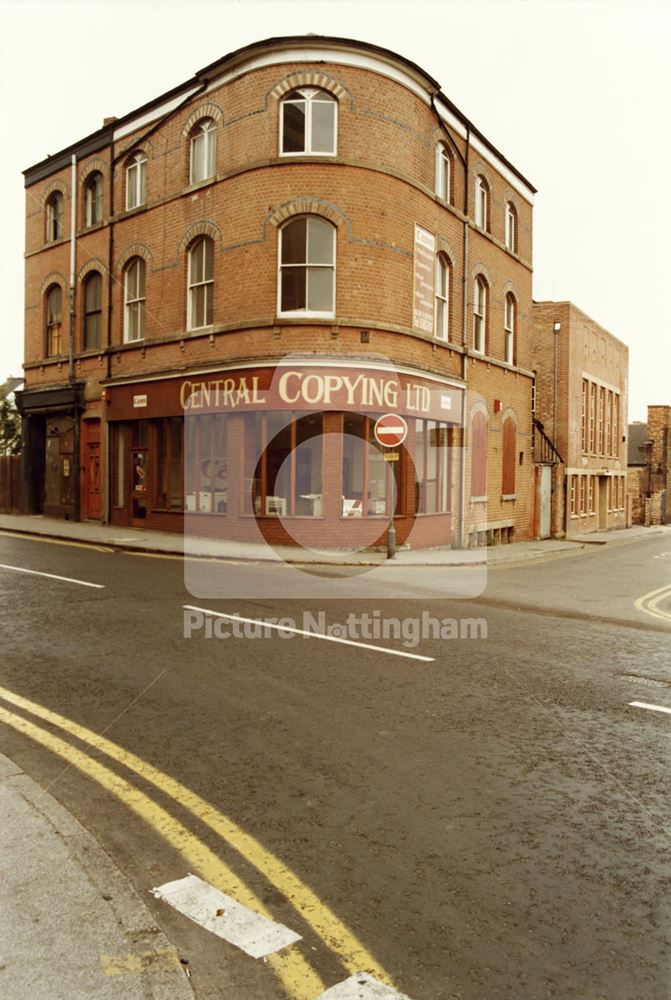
[279,88,338,157]
[46,192,63,242]
[85,172,103,228]
[187,238,214,331]
[505,201,517,252]
[504,293,515,365]
[473,277,487,354]
[277,216,336,318]
[124,258,145,343]
[125,152,147,211]
[475,175,488,230]
[434,254,449,342]
[190,119,217,184]
[435,143,451,202]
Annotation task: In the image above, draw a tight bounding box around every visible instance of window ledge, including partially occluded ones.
[501,493,516,501]
[185,177,216,194]
[116,204,148,221]
[470,496,487,503]
[79,221,106,235]
[276,312,335,322]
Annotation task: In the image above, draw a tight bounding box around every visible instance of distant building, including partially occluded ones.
[627,406,671,525]
[531,302,628,537]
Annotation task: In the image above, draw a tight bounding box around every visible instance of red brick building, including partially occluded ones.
[531,301,628,537]
[17,35,538,550]
[627,406,671,525]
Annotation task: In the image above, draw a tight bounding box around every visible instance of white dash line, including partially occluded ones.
[183,605,434,662]
[317,972,415,999]
[151,874,300,958]
[629,701,671,716]
[0,563,104,589]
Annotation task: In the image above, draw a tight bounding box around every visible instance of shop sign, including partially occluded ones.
[413,224,435,335]
[133,394,148,408]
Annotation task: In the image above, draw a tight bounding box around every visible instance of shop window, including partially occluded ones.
[84,172,103,227]
[415,419,450,513]
[46,191,63,242]
[125,151,147,210]
[504,293,516,365]
[187,237,214,330]
[184,414,227,513]
[83,272,102,349]
[473,276,487,354]
[190,119,216,184]
[502,417,516,495]
[342,414,401,518]
[243,412,323,517]
[434,254,450,342]
[156,417,185,510]
[45,284,63,356]
[474,175,489,231]
[470,410,487,498]
[279,215,335,316]
[505,201,517,252]
[113,425,125,508]
[280,88,337,155]
[435,142,451,202]
[124,257,145,342]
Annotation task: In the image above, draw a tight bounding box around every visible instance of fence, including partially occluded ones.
[0,455,20,513]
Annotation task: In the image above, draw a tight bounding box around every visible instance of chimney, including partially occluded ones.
[103,116,118,127]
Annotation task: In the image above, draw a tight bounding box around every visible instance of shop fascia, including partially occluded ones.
[178,368,461,420]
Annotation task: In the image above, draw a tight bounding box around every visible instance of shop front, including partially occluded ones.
[15,383,85,519]
[104,362,464,550]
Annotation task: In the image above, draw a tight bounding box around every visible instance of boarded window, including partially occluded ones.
[502,417,516,495]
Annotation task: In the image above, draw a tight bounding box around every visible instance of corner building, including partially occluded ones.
[18,35,537,550]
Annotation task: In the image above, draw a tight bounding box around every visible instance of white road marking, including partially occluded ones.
[151,873,301,958]
[183,605,434,663]
[0,563,104,589]
[629,701,671,716]
[317,972,414,999]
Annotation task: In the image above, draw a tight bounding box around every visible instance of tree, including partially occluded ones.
[0,381,21,456]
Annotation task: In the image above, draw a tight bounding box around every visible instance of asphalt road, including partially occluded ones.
[0,530,670,1000]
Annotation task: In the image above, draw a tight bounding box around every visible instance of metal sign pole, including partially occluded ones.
[387,466,396,559]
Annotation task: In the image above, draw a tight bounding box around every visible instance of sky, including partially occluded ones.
[1,0,668,421]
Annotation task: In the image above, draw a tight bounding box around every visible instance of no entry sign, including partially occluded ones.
[374,413,408,448]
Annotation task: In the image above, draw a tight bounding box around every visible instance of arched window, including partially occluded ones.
[84,172,103,227]
[505,201,517,252]
[474,175,489,231]
[46,192,63,242]
[279,216,335,315]
[473,276,487,354]
[83,272,102,349]
[471,411,488,498]
[190,119,216,184]
[124,258,145,342]
[502,417,516,495]
[125,152,147,210]
[187,237,214,330]
[434,254,450,342]
[504,293,516,365]
[435,142,451,202]
[45,285,62,356]
[280,89,337,155]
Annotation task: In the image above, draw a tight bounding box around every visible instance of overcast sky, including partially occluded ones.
[1,0,668,421]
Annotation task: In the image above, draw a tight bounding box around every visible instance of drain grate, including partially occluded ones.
[619,674,671,689]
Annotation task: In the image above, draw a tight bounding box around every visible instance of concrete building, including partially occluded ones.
[16,35,538,550]
[627,406,671,525]
[531,301,628,537]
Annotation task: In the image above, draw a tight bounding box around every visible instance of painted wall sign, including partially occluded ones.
[413,224,435,335]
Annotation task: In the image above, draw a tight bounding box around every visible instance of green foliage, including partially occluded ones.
[0,381,21,456]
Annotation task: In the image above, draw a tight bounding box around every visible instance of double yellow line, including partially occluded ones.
[0,684,395,999]
[635,583,671,625]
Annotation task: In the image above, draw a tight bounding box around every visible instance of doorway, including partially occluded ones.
[598,476,608,530]
[81,420,102,520]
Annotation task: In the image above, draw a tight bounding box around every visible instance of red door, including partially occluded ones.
[81,420,102,521]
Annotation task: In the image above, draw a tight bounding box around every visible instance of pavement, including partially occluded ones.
[0,752,194,1000]
[0,513,666,999]
[0,512,663,567]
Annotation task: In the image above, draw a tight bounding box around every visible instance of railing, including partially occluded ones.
[532,418,563,465]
